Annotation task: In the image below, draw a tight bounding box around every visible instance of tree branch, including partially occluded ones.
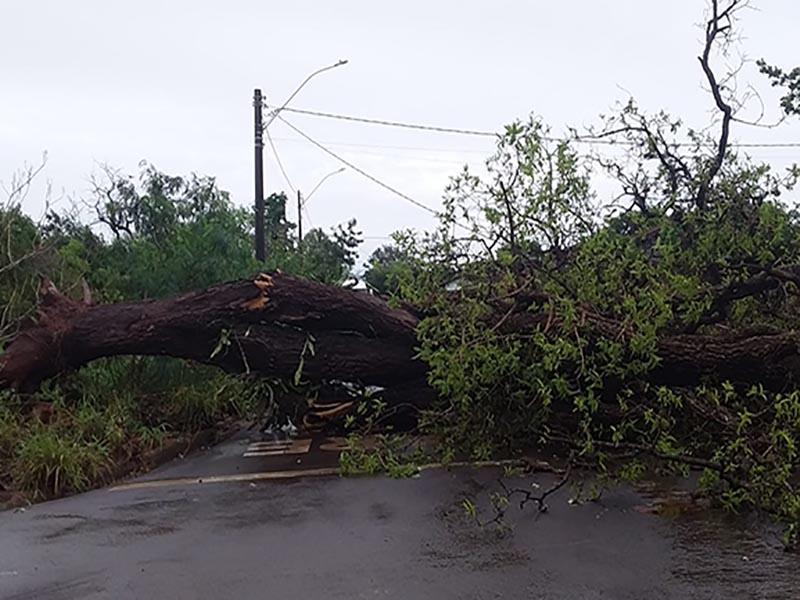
[696,0,740,208]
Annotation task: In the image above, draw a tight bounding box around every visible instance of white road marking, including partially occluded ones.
[243,438,311,458]
[109,467,341,491]
[109,458,530,492]
[245,440,295,449]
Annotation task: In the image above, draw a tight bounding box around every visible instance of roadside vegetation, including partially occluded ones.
[0,164,360,502]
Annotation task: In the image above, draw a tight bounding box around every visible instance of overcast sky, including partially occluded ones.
[2,1,799,262]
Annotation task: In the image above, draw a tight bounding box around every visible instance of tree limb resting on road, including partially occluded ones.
[2,271,800,402]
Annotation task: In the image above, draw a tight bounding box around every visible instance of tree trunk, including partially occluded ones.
[0,272,426,393]
[1,272,799,400]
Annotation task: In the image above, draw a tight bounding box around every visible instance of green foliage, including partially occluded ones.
[0,172,71,347]
[0,399,21,479]
[339,394,423,477]
[404,118,600,456]
[0,357,266,500]
[395,106,800,544]
[296,220,362,285]
[339,434,424,478]
[41,163,361,300]
[0,160,365,501]
[363,242,417,295]
[758,60,800,117]
[462,497,477,519]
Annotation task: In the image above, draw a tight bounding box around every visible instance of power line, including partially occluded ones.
[274,106,497,138]
[274,105,800,149]
[265,127,296,193]
[302,204,314,232]
[279,116,482,235]
[269,133,796,166]
[727,141,800,148]
[269,136,492,155]
[277,115,439,216]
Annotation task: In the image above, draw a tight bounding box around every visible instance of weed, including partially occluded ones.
[12,429,111,499]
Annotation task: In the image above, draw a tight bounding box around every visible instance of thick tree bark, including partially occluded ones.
[0,272,426,392]
[654,331,800,388]
[2,272,800,400]
[505,309,800,389]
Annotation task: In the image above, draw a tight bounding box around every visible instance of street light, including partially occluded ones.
[264,59,348,130]
[255,59,348,261]
[297,167,346,241]
[305,167,346,204]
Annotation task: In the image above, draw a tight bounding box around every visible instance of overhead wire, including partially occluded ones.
[268,134,799,164]
[276,115,440,216]
[268,105,799,240]
[272,105,800,149]
[264,126,296,193]
[274,106,497,138]
[276,116,486,236]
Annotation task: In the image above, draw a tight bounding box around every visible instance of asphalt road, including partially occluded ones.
[0,431,798,599]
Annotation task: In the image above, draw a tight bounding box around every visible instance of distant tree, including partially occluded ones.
[71,163,259,299]
[41,164,363,299]
[298,219,362,285]
[264,192,295,247]
[363,244,415,295]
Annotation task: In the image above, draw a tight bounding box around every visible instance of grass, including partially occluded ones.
[0,356,265,502]
[12,429,110,499]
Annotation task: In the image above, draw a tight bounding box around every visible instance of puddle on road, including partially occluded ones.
[640,486,800,596]
[430,468,800,597]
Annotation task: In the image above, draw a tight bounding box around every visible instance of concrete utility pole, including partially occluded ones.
[257,61,347,254]
[297,190,303,242]
[253,88,265,261]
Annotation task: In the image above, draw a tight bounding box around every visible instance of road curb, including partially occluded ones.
[108,457,534,492]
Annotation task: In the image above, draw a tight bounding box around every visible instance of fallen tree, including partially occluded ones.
[0,272,426,393]
[4,0,800,546]
[3,270,800,398]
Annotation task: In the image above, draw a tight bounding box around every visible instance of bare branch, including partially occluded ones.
[695,0,741,208]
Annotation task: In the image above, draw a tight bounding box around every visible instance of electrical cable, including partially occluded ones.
[265,127,296,193]
[277,115,439,216]
[273,105,800,149]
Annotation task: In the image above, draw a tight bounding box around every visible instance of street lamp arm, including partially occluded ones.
[264,60,348,129]
[303,167,346,206]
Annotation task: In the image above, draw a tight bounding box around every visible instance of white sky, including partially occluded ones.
[2,1,799,263]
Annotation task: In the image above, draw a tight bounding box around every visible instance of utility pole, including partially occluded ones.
[253,88,265,261]
[255,61,347,257]
[297,189,303,242]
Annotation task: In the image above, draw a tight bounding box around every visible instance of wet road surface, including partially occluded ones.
[0,432,798,599]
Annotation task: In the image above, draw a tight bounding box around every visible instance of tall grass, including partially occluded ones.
[0,357,264,501]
